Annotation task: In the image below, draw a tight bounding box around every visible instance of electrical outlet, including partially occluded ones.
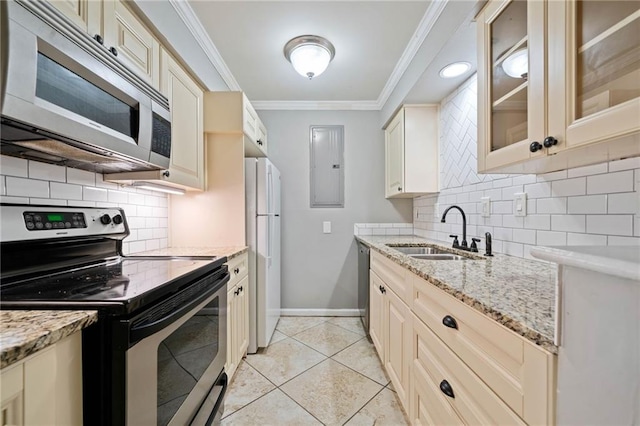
[480,197,491,217]
[513,193,527,217]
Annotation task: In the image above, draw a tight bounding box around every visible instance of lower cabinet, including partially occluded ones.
[225,253,249,380]
[0,332,83,425]
[369,251,556,425]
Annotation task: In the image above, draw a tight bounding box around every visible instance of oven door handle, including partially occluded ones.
[129,272,229,344]
[205,372,228,426]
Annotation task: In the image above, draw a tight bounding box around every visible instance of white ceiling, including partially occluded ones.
[184,0,479,109]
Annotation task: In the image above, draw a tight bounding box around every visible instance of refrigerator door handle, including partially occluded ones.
[267,166,273,215]
[267,215,272,267]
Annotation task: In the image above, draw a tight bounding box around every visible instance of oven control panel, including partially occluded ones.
[23,211,87,231]
[1,204,129,242]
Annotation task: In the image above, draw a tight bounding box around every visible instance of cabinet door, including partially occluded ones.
[237,275,249,358]
[256,120,268,155]
[226,285,237,378]
[1,364,24,426]
[548,0,640,151]
[477,0,547,172]
[242,97,258,140]
[384,287,411,412]
[385,109,404,197]
[369,271,386,360]
[49,0,101,35]
[160,49,205,190]
[103,0,160,88]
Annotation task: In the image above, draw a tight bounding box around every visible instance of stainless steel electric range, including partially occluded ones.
[0,203,229,426]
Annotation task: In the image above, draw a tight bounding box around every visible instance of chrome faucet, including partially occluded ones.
[441,205,473,251]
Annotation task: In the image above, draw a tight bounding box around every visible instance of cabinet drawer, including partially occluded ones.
[370,251,411,305]
[412,314,525,425]
[411,359,463,426]
[227,252,248,287]
[411,273,555,424]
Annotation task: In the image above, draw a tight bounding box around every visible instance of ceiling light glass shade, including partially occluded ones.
[284,35,335,80]
[439,62,471,78]
[502,48,528,79]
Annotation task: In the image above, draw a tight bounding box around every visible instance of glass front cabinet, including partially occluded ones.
[477,0,640,174]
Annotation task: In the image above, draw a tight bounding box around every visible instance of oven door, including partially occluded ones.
[125,271,228,426]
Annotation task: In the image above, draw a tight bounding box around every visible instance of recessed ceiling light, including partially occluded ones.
[439,62,471,78]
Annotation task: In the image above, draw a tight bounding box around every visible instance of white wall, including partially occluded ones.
[414,75,640,258]
[257,110,413,310]
[0,155,169,254]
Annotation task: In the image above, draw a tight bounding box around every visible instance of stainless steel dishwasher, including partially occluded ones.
[357,241,370,337]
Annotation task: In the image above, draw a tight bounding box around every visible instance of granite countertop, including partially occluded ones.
[0,310,98,369]
[357,235,558,354]
[531,245,640,282]
[137,246,248,260]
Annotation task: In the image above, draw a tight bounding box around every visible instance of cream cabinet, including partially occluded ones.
[204,92,268,157]
[384,105,439,199]
[49,0,101,35]
[477,0,640,174]
[225,253,249,380]
[105,49,205,191]
[0,332,83,425]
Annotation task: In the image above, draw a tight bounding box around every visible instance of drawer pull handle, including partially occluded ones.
[440,380,455,399]
[442,315,458,329]
[234,268,240,274]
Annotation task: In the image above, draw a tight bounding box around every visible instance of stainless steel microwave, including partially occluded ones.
[0,0,171,173]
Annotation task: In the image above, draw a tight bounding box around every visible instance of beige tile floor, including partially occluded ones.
[221,316,409,426]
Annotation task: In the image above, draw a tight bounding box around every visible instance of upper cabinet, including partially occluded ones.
[477,0,640,174]
[204,92,268,157]
[384,105,439,199]
[49,0,101,35]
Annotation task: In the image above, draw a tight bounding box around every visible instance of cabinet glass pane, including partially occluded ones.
[490,0,528,151]
[576,1,640,119]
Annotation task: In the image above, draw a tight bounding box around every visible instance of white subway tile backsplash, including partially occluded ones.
[513,175,537,186]
[146,239,161,251]
[69,200,96,207]
[129,241,146,253]
[6,177,49,198]
[492,227,512,241]
[513,229,536,245]
[153,207,168,217]
[608,157,640,172]
[138,229,154,240]
[108,190,129,204]
[587,170,634,194]
[567,194,607,214]
[50,182,82,200]
[607,192,639,214]
[83,186,108,202]
[0,176,5,196]
[537,197,567,214]
[607,236,640,246]
[502,241,524,257]
[586,215,633,236]
[66,168,96,186]
[567,162,608,178]
[28,162,66,182]
[0,156,28,177]
[537,170,567,182]
[537,230,567,246]
[1,195,29,204]
[95,173,118,189]
[524,182,552,199]
[524,214,551,230]
[502,215,524,228]
[492,178,513,188]
[501,185,524,201]
[551,215,586,233]
[492,200,512,214]
[128,192,146,205]
[30,198,67,206]
[567,233,607,246]
[552,178,586,197]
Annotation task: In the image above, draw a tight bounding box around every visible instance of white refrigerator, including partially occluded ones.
[245,158,281,353]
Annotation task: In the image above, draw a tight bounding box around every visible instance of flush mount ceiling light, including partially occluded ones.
[284,35,335,80]
[439,62,471,78]
[502,48,528,79]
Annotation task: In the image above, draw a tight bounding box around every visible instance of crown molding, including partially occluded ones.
[374,0,449,109]
[168,0,241,91]
[252,100,380,111]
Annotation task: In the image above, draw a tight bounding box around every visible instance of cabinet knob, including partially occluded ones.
[234,289,239,296]
[397,187,402,191]
[94,34,104,45]
[234,268,240,274]
[162,170,170,178]
[110,46,118,57]
[257,139,263,146]
[543,136,558,148]
[238,286,243,292]
[529,141,543,152]
[439,380,455,398]
[442,315,458,329]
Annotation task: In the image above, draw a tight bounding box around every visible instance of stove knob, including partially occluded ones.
[100,214,112,225]
[112,214,123,225]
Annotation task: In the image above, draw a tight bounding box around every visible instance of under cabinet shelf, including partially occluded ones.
[494,35,528,68]
[493,81,528,110]
[579,10,640,54]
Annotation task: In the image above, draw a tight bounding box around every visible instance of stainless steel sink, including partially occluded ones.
[409,253,466,261]
[386,245,451,255]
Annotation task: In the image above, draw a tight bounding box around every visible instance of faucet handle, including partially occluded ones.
[449,234,459,248]
[470,238,481,252]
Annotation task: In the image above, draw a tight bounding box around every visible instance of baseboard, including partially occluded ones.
[280,309,360,317]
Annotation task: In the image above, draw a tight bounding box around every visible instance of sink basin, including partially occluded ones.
[387,245,451,255]
[409,254,466,261]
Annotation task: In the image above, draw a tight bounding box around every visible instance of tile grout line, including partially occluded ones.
[338,385,388,426]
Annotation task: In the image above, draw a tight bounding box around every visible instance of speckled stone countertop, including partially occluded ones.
[0,310,98,369]
[137,246,248,260]
[357,235,558,354]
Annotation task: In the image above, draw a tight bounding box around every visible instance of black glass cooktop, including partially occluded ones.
[0,256,224,314]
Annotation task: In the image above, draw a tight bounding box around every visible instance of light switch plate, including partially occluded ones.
[480,197,491,217]
[513,192,527,217]
[323,221,331,234]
